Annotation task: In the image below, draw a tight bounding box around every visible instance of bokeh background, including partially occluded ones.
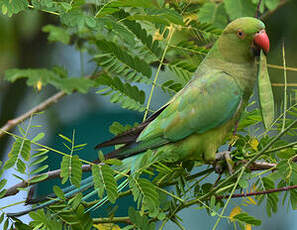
[0,1,297,229]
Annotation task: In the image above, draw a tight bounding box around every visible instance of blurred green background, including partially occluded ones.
[0,1,297,229]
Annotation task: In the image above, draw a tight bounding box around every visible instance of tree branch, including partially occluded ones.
[0,91,66,138]
[246,161,276,170]
[216,184,297,200]
[3,164,92,197]
[0,72,102,139]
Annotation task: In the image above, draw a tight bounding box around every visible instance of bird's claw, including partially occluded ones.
[214,151,234,175]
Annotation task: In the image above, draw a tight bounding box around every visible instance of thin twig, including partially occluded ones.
[93,216,132,225]
[261,0,288,20]
[272,83,297,87]
[212,167,245,230]
[216,184,297,200]
[0,91,66,138]
[267,63,297,72]
[27,4,60,16]
[255,0,263,18]
[143,25,175,121]
[281,42,288,132]
[248,161,276,170]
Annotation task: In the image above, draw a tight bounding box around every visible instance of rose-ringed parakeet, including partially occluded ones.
[97,17,269,165]
[8,17,270,217]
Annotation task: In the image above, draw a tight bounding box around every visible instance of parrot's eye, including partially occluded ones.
[236,30,245,39]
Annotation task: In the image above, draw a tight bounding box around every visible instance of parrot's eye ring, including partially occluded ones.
[236,30,245,39]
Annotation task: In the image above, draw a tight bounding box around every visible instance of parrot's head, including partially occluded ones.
[218,17,269,63]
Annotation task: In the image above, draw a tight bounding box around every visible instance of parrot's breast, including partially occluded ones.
[156,117,236,164]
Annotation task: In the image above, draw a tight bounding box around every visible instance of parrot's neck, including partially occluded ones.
[197,42,257,98]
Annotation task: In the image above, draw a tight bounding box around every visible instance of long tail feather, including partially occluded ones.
[26,176,94,205]
[7,176,95,217]
[95,104,168,149]
[7,156,136,217]
[85,178,129,212]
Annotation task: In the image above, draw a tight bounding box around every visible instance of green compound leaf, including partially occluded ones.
[129,177,160,212]
[5,68,61,89]
[96,39,152,78]
[224,0,256,20]
[115,10,163,58]
[0,0,27,17]
[233,212,262,226]
[197,2,228,29]
[29,209,63,230]
[60,78,95,94]
[109,121,138,136]
[70,155,82,188]
[92,164,118,203]
[53,185,65,200]
[60,156,70,184]
[4,138,31,170]
[128,207,155,230]
[60,9,97,30]
[42,25,70,44]
[263,177,278,216]
[95,74,146,112]
[5,68,95,94]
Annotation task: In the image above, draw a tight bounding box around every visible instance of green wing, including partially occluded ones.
[104,71,243,159]
[138,71,242,142]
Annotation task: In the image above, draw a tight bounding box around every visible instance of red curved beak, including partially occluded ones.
[253,29,270,54]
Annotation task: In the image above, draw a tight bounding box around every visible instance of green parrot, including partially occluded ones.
[8,17,270,217]
[97,17,269,165]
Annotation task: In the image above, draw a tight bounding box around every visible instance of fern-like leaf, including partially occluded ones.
[109,121,138,136]
[92,164,118,203]
[128,207,156,230]
[129,177,160,212]
[96,74,146,112]
[262,177,278,216]
[96,39,152,78]
[95,53,152,84]
[167,60,197,83]
[115,10,163,58]
[187,21,221,43]
[160,80,183,94]
[29,209,63,230]
[60,156,70,184]
[70,155,82,188]
[4,138,31,170]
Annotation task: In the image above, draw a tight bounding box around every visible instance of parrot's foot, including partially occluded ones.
[214,151,233,175]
